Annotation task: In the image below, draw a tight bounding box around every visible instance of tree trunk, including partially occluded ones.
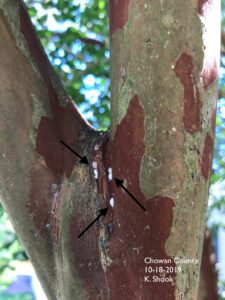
[0,0,220,299]
[198,229,219,300]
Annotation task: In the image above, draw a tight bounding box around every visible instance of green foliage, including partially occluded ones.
[0,205,28,285]
[24,0,110,130]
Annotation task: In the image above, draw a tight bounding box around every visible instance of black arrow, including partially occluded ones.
[115,178,147,212]
[60,140,89,165]
[78,208,108,238]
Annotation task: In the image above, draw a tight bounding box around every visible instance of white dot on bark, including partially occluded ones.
[120,66,126,78]
[108,167,112,180]
[94,169,98,179]
[92,161,97,168]
[51,183,58,193]
[180,292,184,299]
[109,197,114,208]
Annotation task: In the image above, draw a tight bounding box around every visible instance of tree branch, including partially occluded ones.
[0,1,96,298]
[79,37,105,48]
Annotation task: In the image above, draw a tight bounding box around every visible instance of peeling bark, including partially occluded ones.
[0,0,220,300]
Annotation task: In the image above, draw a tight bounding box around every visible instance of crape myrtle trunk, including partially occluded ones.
[0,0,220,299]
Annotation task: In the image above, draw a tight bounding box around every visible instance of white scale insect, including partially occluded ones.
[108,167,112,181]
[109,197,115,208]
[92,161,98,179]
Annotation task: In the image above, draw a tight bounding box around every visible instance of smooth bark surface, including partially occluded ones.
[0,0,220,299]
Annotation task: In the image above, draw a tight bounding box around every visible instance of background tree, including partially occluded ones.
[0,0,221,298]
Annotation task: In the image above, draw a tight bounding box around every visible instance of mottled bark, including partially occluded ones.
[109,0,220,298]
[198,230,219,300]
[0,1,96,299]
[0,0,220,300]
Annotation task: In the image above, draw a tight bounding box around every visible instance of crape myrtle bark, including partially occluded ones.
[0,0,220,299]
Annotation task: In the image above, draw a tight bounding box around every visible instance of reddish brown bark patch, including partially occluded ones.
[109,0,131,36]
[198,0,213,16]
[211,89,218,134]
[70,211,109,299]
[102,96,176,299]
[36,104,83,178]
[28,162,61,244]
[174,53,201,133]
[200,133,214,180]
[211,106,217,133]
[106,196,175,300]
[198,0,219,89]
[201,57,218,90]
[19,2,49,88]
